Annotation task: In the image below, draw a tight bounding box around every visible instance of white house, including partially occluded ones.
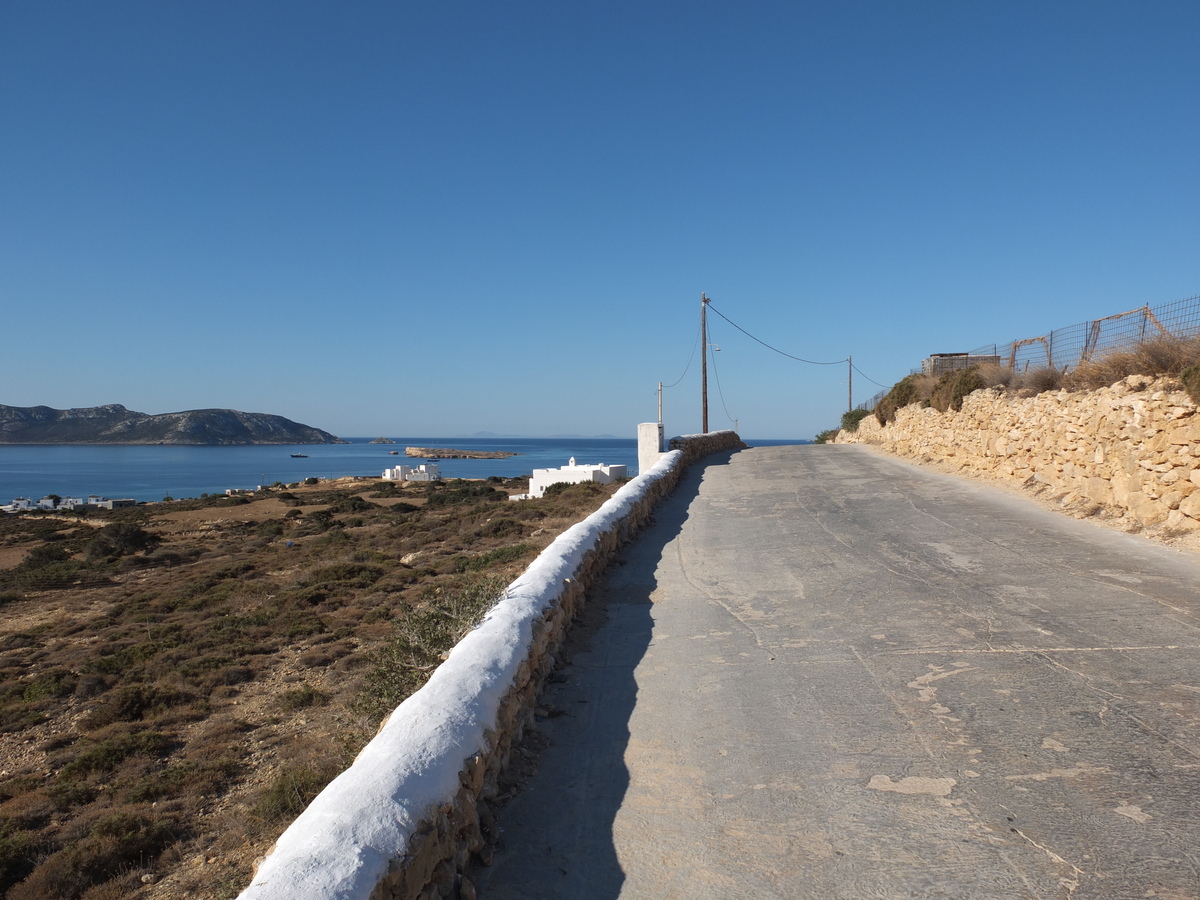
[526,457,628,499]
[94,498,137,509]
[59,496,136,510]
[382,463,441,483]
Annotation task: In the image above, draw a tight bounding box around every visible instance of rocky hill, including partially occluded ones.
[0,404,346,444]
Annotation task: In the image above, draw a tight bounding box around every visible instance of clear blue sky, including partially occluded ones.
[3,2,1197,440]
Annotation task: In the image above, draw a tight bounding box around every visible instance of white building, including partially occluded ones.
[61,496,103,510]
[382,462,441,483]
[59,496,136,510]
[526,458,628,499]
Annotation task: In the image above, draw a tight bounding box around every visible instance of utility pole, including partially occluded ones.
[658,381,663,426]
[848,356,853,412]
[701,293,709,433]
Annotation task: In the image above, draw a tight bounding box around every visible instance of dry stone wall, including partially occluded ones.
[839,376,1200,534]
[669,429,747,463]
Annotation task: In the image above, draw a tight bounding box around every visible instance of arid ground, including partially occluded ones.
[0,475,622,899]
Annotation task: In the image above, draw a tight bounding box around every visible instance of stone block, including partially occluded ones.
[1168,509,1200,531]
[1111,472,1141,507]
[1178,492,1200,520]
[1082,477,1112,505]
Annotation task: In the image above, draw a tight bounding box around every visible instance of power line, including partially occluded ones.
[707,324,736,425]
[662,319,703,389]
[849,360,890,389]
[706,302,846,366]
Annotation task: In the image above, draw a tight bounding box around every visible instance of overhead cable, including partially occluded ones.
[662,319,703,389]
[707,323,737,424]
[706,302,845,366]
[850,360,890,389]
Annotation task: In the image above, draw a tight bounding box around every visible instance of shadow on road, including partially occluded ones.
[471,459,714,899]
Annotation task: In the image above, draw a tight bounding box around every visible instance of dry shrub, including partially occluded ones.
[1064,335,1200,390]
[930,367,987,413]
[0,475,623,898]
[974,363,1015,389]
[874,373,937,425]
[7,806,176,900]
[253,762,338,823]
[1011,365,1065,395]
[1182,361,1200,405]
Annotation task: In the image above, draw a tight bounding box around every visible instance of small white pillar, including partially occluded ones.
[638,422,664,475]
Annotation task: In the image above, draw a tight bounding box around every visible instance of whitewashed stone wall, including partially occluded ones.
[839,376,1200,533]
[239,431,747,900]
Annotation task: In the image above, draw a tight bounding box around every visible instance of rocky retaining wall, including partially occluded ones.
[239,432,741,900]
[669,429,747,463]
[839,376,1200,533]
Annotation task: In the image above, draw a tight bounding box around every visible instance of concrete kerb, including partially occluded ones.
[238,431,745,900]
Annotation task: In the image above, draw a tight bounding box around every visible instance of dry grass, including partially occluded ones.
[868,333,1200,426]
[0,476,624,899]
[1064,334,1200,391]
[1011,365,1066,394]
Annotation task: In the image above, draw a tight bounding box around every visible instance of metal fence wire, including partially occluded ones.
[969,293,1200,374]
[857,293,1200,411]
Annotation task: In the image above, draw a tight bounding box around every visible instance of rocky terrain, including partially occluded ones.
[0,404,345,445]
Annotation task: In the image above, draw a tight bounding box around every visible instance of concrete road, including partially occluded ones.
[473,444,1200,899]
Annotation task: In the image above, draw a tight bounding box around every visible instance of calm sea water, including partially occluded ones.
[0,438,634,503]
[0,437,809,504]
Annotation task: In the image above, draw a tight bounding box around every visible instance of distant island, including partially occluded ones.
[405,446,519,459]
[0,404,346,445]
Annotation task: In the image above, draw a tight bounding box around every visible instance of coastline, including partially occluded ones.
[0,437,639,505]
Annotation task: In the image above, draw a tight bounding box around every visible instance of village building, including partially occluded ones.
[382,463,441,483]
[55,496,136,510]
[524,458,628,499]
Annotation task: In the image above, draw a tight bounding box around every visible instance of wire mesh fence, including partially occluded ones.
[857,293,1200,410]
[970,294,1200,374]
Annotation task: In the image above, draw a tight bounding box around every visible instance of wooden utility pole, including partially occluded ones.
[701,294,710,433]
[848,355,853,412]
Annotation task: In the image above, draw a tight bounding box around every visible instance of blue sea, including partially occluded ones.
[0,437,809,504]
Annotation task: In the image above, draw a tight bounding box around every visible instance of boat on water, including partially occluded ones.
[290,453,308,458]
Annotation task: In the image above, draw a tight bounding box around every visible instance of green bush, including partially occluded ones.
[929,366,986,412]
[329,495,378,513]
[839,408,870,432]
[354,576,506,721]
[58,731,173,779]
[874,374,932,425]
[86,523,160,561]
[542,481,606,500]
[304,563,385,589]
[814,429,838,444]
[425,483,504,507]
